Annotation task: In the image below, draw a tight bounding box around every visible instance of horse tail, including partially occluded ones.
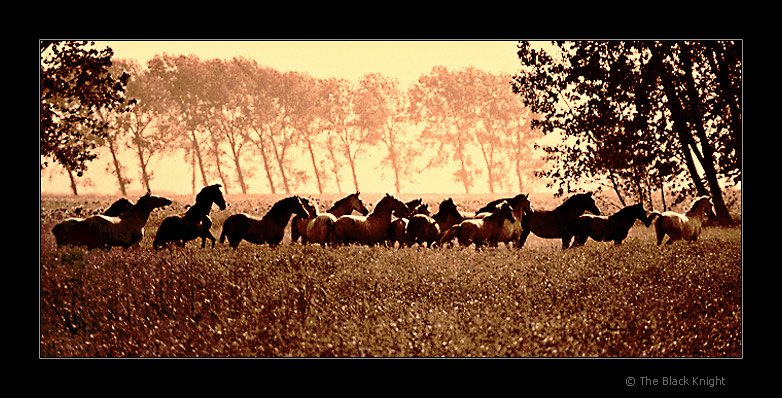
[647,211,661,227]
[647,211,668,245]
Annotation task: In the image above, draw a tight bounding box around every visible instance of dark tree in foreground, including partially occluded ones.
[512,40,739,225]
[40,40,132,195]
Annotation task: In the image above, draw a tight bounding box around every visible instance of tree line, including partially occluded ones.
[41,41,542,197]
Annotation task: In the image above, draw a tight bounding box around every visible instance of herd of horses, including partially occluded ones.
[50,184,717,252]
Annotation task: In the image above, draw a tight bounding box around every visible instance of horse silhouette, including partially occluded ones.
[518,192,601,249]
[566,203,651,247]
[387,200,428,248]
[407,198,463,248]
[153,184,227,249]
[220,196,309,249]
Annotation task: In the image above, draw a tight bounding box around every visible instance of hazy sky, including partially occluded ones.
[42,40,537,196]
[99,40,524,84]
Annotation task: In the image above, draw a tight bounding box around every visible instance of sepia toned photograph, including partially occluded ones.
[40,40,741,370]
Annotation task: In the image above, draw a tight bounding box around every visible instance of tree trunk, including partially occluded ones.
[66,166,79,196]
[269,129,290,194]
[349,155,360,193]
[305,135,324,194]
[133,132,152,192]
[680,41,734,226]
[252,127,276,194]
[326,135,343,194]
[106,134,128,196]
[190,131,209,189]
[208,131,230,194]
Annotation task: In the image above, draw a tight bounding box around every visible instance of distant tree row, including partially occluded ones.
[512,40,740,225]
[42,46,543,197]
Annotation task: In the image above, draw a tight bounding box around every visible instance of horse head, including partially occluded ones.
[351,192,370,215]
[197,184,227,210]
[438,198,459,216]
[299,197,318,218]
[691,196,716,220]
[496,201,516,224]
[293,196,311,218]
[626,203,652,226]
[137,191,173,210]
[576,192,601,215]
[412,203,430,216]
[376,194,408,216]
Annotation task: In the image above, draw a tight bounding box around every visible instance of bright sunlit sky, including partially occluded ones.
[41,40,548,197]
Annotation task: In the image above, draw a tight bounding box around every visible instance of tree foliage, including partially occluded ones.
[512,40,740,224]
[40,41,133,189]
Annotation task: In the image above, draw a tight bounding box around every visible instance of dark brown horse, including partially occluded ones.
[566,203,650,247]
[387,200,428,248]
[333,194,408,245]
[51,192,172,249]
[407,198,467,248]
[103,198,135,217]
[518,192,601,249]
[220,196,310,249]
[439,201,516,248]
[153,184,227,249]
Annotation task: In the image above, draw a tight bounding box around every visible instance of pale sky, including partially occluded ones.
[99,40,524,84]
[41,40,544,197]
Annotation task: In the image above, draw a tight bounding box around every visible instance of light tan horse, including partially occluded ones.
[333,194,408,245]
[648,196,715,245]
[51,192,172,249]
[293,192,370,247]
[440,201,516,248]
[473,194,530,248]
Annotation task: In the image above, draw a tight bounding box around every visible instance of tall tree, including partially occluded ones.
[353,73,417,194]
[112,59,173,193]
[204,58,254,194]
[244,63,282,194]
[408,66,482,194]
[40,40,132,195]
[147,54,213,193]
[326,78,372,192]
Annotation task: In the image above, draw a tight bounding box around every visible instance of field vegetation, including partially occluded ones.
[40,193,741,357]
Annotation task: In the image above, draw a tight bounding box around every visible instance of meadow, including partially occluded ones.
[39,192,742,357]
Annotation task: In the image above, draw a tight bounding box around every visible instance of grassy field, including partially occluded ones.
[39,193,742,357]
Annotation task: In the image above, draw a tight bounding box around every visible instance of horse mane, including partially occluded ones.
[557,193,591,210]
[329,193,358,212]
[268,196,300,214]
[688,196,711,211]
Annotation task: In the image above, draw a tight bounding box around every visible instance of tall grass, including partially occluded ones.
[39,195,741,357]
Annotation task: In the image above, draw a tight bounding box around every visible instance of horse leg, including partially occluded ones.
[517,229,530,249]
[654,218,666,245]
